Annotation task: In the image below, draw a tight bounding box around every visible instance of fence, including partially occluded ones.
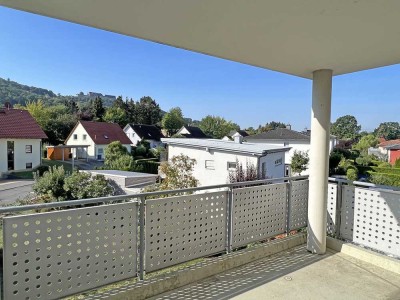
[1,175,399,299]
[327,178,400,258]
[0,176,308,299]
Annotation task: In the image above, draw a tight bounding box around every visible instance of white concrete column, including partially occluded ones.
[307,69,333,254]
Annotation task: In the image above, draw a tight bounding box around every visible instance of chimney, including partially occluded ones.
[233,134,243,144]
[286,124,291,130]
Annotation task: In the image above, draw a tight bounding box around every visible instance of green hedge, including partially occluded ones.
[135,159,160,174]
[358,166,400,175]
[367,171,400,187]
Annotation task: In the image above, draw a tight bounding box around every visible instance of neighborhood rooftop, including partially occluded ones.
[245,128,310,141]
[180,126,208,138]
[126,124,164,141]
[0,108,47,139]
[162,138,290,156]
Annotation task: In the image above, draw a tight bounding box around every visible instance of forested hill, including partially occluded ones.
[0,77,116,107]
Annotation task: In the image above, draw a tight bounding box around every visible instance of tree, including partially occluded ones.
[257,121,287,133]
[135,96,162,125]
[291,151,309,175]
[331,115,361,139]
[352,134,378,155]
[104,141,134,170]
[113,96,127,110]
[91,96,105,121]
[159,154,198,190]
[104,106,127,127]
[162,107,185,136]
[373,122,400,140]
[199,115,239,139]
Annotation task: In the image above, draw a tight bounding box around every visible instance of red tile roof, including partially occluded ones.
[0,108,47,139]
[73,121,131,145]
[379,139,400,147]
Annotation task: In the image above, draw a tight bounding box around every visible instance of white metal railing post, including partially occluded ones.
[138,196,146,280]
[335,181,343,239]
[286,179,292,235]
[227,188,233,253]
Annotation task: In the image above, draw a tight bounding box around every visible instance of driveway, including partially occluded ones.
[0,180,34,205]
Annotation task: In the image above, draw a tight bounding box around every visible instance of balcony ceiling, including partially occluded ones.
[1,0,400,78]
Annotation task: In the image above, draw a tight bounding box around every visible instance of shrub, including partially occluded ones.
[355,155,373,166]
[33,166,67,200]
[378,162,392,168]
[35,165,50,176]
[135,145,147,157]
[64,172,112,199]
[395,158,400,168]
[368,172,400,187]
[346,168,358,181]
[329,151,343,174]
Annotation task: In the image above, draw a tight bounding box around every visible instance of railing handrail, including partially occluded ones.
[328,176,400,192]
[0,175,308,214]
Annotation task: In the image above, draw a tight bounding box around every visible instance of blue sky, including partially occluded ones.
[0,6,399,132]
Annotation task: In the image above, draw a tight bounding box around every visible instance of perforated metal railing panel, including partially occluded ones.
[3,202,138,300]
[232,183,287,248]
[327,183,338,235]
[288,180,309,230]
[145,191,228,272]
[340,185,355,240]
[352,187,400,257]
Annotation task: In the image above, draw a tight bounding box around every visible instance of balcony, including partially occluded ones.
[0,176,398,299]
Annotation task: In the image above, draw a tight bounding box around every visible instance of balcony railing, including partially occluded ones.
[0,175,398,299]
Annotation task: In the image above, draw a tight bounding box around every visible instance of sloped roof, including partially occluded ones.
[0,108,47,139]
[181,126,208,138]
[127,124,164,141]
[73,121,131,145]
[379,139,400,147]
[162,138,290,156]
[229,130,249,137]
[245,128,310,141]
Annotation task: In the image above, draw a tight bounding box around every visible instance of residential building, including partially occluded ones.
[377,139,400,165]
[245,128,337,175]
[162,138,289,186]
[123,124,164,148]
[0,107,47,175]
[222,130,249,141]
[65,121,131,160]
[176,126,208,138]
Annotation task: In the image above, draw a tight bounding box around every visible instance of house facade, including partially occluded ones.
[0,107,47,176]
[245,128,337,176]
[123,124,164,148]
[162,138,289,186]
[65,121,131,160]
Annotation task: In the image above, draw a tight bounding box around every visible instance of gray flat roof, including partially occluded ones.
[161,138,290,156]
[84,170,158,178]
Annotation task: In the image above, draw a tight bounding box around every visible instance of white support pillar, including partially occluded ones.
[307,69,333,254]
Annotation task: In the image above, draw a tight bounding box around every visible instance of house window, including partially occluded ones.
[25,145,32,153]
[98,148,103,154]
[26,162,32,169]
[227,162,237,170]
[275,158,283,166]
[73,134,78,140]
[205,160,215,170]
[83,134,87,140]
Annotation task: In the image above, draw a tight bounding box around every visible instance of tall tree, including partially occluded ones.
[91,96,105,121]
[126,98,136,123]
[162,107,185,136]
[257,121,287,133]
[331,115,361,140]
[113,96,127,110]
[352,134,378,155]
[373,122,400,140]
[135,96,162,125]
[199,115,239,139]
[103,106,127,127]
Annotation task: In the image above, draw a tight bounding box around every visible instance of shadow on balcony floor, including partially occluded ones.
[149,245,400,300]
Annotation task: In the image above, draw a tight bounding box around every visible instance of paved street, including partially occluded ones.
[0,180,34,205]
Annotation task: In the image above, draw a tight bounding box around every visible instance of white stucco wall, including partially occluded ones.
[167,144,286,186]
[0,139,42,173]
[66,123,131,160]
[124,126,163,149]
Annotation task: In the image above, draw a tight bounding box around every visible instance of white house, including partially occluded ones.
[176,126,208,138]
[0,107,47,176]
[123,124,164,148]
[245,128,338,176]
[162,137,290,186]
[65,121,132,160]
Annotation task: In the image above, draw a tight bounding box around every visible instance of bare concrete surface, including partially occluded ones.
[0,180,34,204]
[149,245,400,300]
